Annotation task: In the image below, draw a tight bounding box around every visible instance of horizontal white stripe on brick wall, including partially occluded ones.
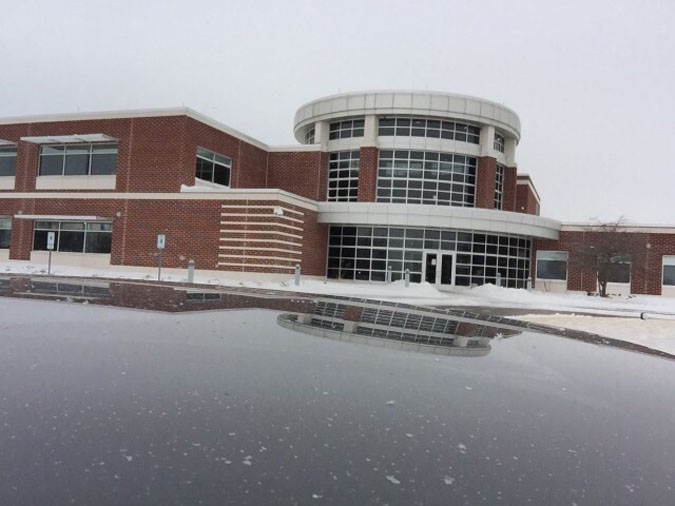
[219,221,303,232]
[220,213,304,224]
[0,190,320,210]
[220,205,305,216]
[217,254,300,263]
[218,237,302,247]
[219,229,303,239]
[218,262,297,270]
[218,246,302,255]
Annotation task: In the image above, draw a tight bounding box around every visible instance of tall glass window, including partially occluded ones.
[33,221,112,253]
[376,150,476,207]
[494,133,505,153]
[378,117,480,144]
[328,151,360,202]
[536,251,568,280]
[494,164,504,210]
[0,218,10,248]
[329,119,365,140]
[195,147,231,186]
[327,226,530,287]
[39,143,118,176]
[305,128,315,144]
[0,147,17,176]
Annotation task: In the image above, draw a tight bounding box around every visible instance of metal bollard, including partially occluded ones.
[495,272,502,287]
[404,269,410,287]
[187,259,195,284]
[294,264,301,286]
[387,265,393,284]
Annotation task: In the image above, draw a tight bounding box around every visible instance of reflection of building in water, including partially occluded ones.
[279,300,520,357]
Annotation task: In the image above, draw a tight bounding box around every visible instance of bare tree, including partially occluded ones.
[570,218,637,297]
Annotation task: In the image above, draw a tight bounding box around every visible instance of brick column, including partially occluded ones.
[475,156,497,209]
[14,141,38,192]
[358,147,378,202]
[9,218,33,260]
[317,152,330,202]
[502,166,517,211]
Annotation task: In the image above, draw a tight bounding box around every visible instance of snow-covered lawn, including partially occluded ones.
[515,314,675,355]
[2,260,674,316]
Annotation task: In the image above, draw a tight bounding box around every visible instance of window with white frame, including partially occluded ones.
[329,119,364,140]
[663,256,675,286]
[0,147,17,176]
[305,128,315,144]
[195,147,231,186]
[376,150,476,207]
[33,221,112,253]
[328,151,360,202]
[494,132,505,153]
[0,218,10,248]
[378,117,481,144]
[39,143,118,176]
[536,250,568,280]
[494,164,504,210]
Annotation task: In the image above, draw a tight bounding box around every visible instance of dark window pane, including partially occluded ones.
[0,148,17,176]
[58,231,85,252]
[607,263,630,283]
[664,265,675,286]
[64,153,90,175]
[196,158,213,181]
[536,260,567,280]
[33,230,52,251]
[0,230,10,248]
[40,155,64,175]
[85,232,112,253]
[213,166,230,186]
[91,153,117,175]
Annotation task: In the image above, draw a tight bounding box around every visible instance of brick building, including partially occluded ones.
[0,91,673,295]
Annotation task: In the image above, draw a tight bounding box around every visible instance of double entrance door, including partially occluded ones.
[423,251,455,286]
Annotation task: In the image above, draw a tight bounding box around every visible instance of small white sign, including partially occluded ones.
[47,231,56,251]
[157,234,166,250]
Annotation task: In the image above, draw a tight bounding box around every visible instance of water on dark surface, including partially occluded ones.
[1,276,675,505]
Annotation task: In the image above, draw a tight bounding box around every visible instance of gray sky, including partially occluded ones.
[2,0,673,223]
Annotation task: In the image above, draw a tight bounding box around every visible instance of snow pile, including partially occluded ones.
[515,314,675,355]
[458,284,675,315]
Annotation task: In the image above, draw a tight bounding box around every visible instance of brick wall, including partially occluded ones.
[267,151,325,199]
[0,197,222,268]
[502,166,517,211]
[357,147,378,202]
[217,199,326,276]
[476,156,497,209]
[533,230,675,295]
[516,182,540,215]
[0,114,269,194]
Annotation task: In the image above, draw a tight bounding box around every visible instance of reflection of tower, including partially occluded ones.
[280,299,521,356]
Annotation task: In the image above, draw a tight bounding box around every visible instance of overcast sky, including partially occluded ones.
[2,0,673,223]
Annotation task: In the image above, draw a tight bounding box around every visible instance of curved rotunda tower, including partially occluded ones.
[293,90,557,286]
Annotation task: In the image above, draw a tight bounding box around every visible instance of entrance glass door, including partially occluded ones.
[424,251,455,286]
[424,252,437,284]
[440,254,454,285]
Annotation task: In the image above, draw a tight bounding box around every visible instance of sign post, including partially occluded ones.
[46,231,55,275]
[156,234,166,281]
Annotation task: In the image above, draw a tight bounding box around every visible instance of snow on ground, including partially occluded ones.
[2,259,675,355]
[515,314,675,355]
[2,260,675,316]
